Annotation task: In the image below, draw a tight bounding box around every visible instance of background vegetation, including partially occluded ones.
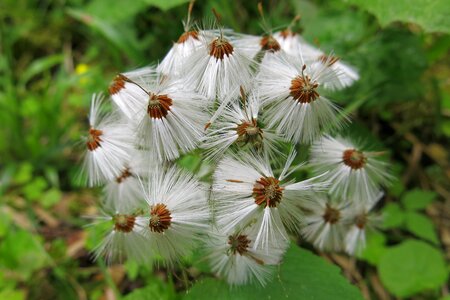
[0,0,449,299]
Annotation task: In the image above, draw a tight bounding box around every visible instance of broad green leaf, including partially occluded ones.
[404,212,439,244]
[401,189,437,211]
[67,9,144,62]
[22,177,48,201]
[13,163,33,185]
[40,188,62,208]
[382,203,404,228]
[378,240,448,297]
[346,0,450,34]
[0,288,25,300]
[0,230,48,280]
[358,231,387,265]
[84,0,149,22]
[143,0,189,11]
[184,245,363,300]
[123,275,175,300]
[301,9,371,54]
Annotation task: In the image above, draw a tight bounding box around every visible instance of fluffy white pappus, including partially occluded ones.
[206,226,284,286]
[345,191,383,255]
[307,55,359,91]
[257,54,348,144]
[183,30,255,102]
[300,194,351,252]
[212,151,326,251]
[273,30,359,90]
[114,71,209,163]
[202,90,284,161]
[90,198,150,264]
[82,94,135,186]
[102,150,150,212]
[273,29,322,58]
[230,33,262,61]
[157,30,206,76]
[139,166,210,265]
[310,135,392,203]
[109,67,158,119]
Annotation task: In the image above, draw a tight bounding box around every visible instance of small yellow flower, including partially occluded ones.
[75,63,89,75]
[75,63,90,85]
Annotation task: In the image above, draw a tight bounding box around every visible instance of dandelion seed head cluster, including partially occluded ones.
[81,4,392,286]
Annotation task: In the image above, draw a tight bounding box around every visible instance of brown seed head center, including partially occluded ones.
[236,119,264,146]
[260,35,281,52]
[149,203,172,233]
[113,214,136,233]
[109,74,129,95]
[342,149,367,170]
[177,30,199,43]
[323,204,341,224]
[279,29,296,39]
[116,168,132,183]
[319,54,340,67]
[290,75,319,103]
[355,213,367,229]
[209,37,234,60]
[147,94,173,119]
[253,177,284,208]
[228,234,250,255]
[87,128,103,151]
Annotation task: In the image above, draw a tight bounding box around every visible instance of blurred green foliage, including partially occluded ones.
[0,0,449,299]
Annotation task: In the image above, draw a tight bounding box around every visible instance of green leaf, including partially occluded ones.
[21,54,64,84]
[404,212,439,244]
[177,152,202,174]
[0,210,12,238]
[40,188,62,208]
[67,9,144,62]
[346,0,450,34]
[0,288,25,300]
[401,189,437,211]
[358,232,387,265]
[143,0,189,11]
[0,230,48,280]
[84,0,149,22]
[124,260,140,281]
[22,177,48,201]
[382,203,404,228]
[184,245,363,300]
[378,240,448,297]
[13,163,33,185]
[122,275,175,300]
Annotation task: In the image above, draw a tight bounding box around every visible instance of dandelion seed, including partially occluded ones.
[206,226,283,286]
[81,94,135,186]
[139,166,210,265]
[310,135,392,202]
[109,69,209,162]
[103,150,149,212]
[212,151,327,250]
[183,12,254,101]
[158,2,205,76]
[108,68,157,120]
[91,199,149,264]
[273,27,359,90]
[301,194,350,251]
[202,89,283,161]
[257,54,348,144]
[345,192,383,255]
